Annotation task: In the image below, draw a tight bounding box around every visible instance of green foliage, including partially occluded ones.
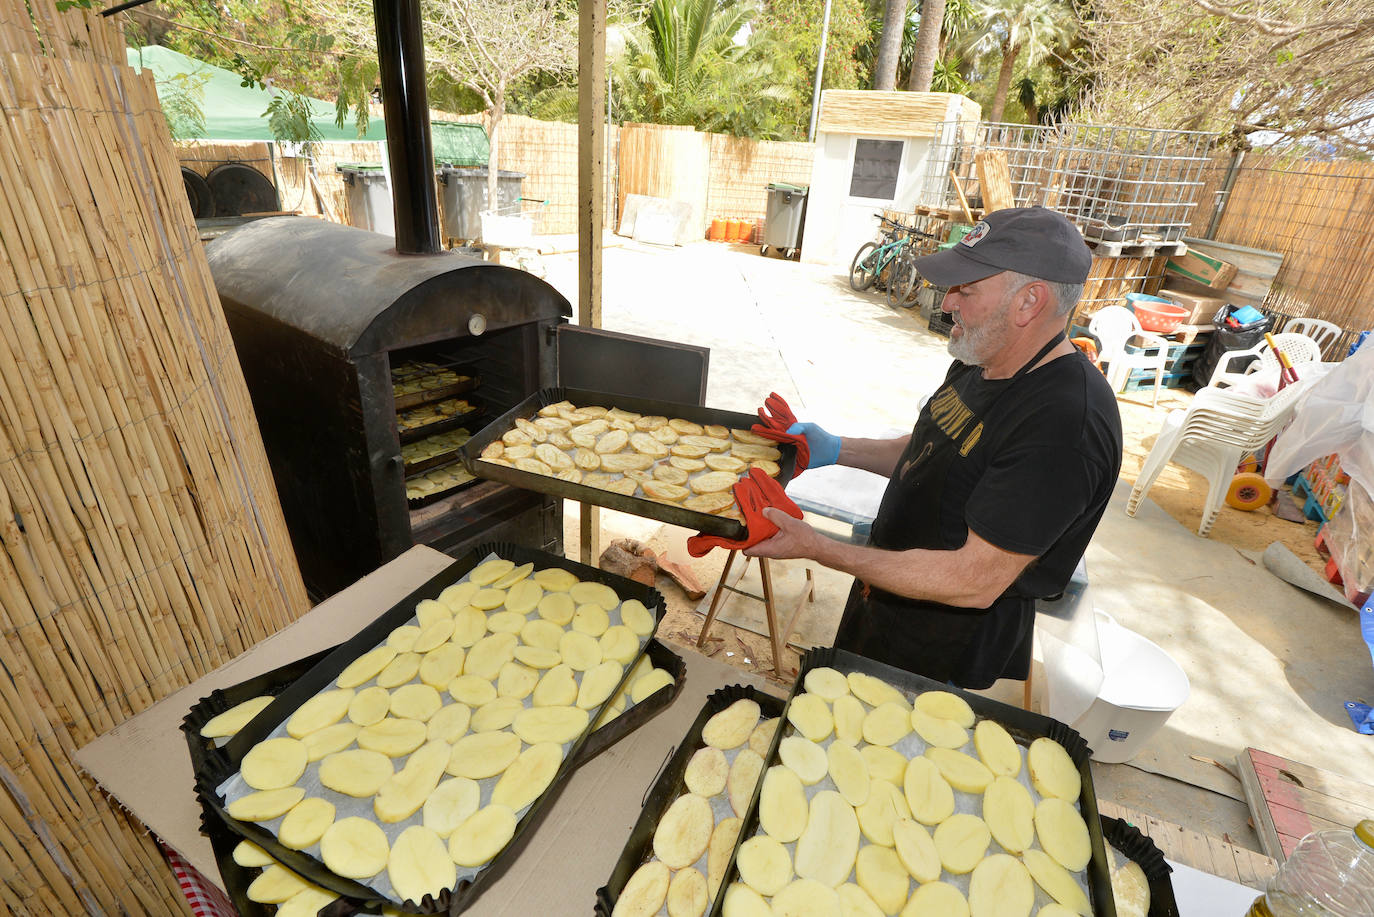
[264,90,323,145]
[158,69,208,139]
[932,55,970,93]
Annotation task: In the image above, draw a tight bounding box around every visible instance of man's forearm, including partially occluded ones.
[838,435,909,476]
[804,532,1028,609]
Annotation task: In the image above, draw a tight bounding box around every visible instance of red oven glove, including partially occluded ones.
[685,468,803,557]
[750,392,811,473]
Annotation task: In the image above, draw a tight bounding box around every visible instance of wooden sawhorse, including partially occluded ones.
[696,550,815,676]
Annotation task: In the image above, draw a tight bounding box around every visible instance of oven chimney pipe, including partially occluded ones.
[374,0,442,254]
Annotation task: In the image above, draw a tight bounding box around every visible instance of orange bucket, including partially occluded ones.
[725,219,742,242]
[708,218,725,242]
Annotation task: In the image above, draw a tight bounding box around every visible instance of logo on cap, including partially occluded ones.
[960,221,990,247]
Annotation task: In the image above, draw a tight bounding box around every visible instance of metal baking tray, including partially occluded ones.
[191,542,668,914]
[459,387,797,538]
[707,645,1119,917]
[392,373,479,412]
[1101,816,1180,917]
[405,448,476,478]
[398,401,484,446]
[594,684,787,917]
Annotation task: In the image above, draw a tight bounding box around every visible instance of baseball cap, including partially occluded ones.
[913,206,1092,286]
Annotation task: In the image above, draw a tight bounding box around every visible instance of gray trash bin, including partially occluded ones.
[763,182,808,259]
[437,167,526,242]
[337,164,394,236]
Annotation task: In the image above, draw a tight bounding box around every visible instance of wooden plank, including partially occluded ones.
[1237,749,1287,860]
[1247,748,1374,809]
[578,0,607,565]
[816,89,970,138]
[1181,236,1284,308]
[1254,765,1374,827]
[975,150,1014,213]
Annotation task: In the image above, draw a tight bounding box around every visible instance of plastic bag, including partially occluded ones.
[1191,306,1273,385]
[1265,340,1374,490]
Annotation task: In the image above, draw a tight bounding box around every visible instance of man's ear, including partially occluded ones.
[1013,280,1052,327]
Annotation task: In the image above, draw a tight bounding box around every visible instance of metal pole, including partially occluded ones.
[374,0,441,254]
[1205,148,1246,240]
[807,0,833,142]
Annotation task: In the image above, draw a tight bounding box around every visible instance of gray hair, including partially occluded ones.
[1004,271,1084,317]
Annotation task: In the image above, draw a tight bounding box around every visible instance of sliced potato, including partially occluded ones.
[466,632,519,679]
[620,598,656,636]
[615,861,670,917]
[320,816,389,879]
[1023,848,1091,916]
[748,717,780,757]
[910,708,968,749]
[855,844,910,914]
[319,749,393,797]
[358,717,428,757]
[438,580,480,611]
[419,643,465,688]
[377,652,423,688]
[780,735,830,785]
[913,690,975,727]
[983,776,1035,853]
[200,696,272,738]
[279,797,335,850]
[653,793,714,868]
[512,705,590,744]
[413,617,456,653]
[737,834,793,896]
[388,624,421,652]
[703,698,761,749]
[448,673,498,707]
[1028,738,1081,801]
[521,618,566,651]
[828,741,871,807]
[471,588,507,611]
[837,883,886,917]
[504,579,544,615]
[599,625,640,665]
[760,764,809,843]
[447,731,521,779]
[232,840,274,868]
[560,630,603,671]
[286,688,354,739]
[388,825,456,905]
[728,749,765,816]
[685,746,729,797]
[968,853,1034,917]
[469,558,515,586]
[903,755,955,825]
[632,668,675,703]
[802,667,850,700]
[497,661,540,700]
[415,598,451,629]
[337,646,399,689]
[486,610,527,635]
[901,881,969,917]
[666,866,708,917]
[375,740,450,823]
[534,566,580,592]
[423,776,481,838]
[933,813,991,875]
[892,817,941,883]
[247,864,313,904]
[472,696,524,732]
[856,778,910,847]
[450,608,487,647]
[390,683,442,721]
[772,878,843,916]
[240,737,307,790]
[1034,798,1092,871]
[795,789,861,887]
[863,745,909,786]
[864,702,912,747]
[448,804,517,867]
[847,672,907,709]
[533,664,579,707]
[1110,860,1150,917]
[572,603,611,636]
[721,882,771,917]
[708,816,743,898]
[973,720,1022,777]
[302,722,361,761]
[787,693,834,742]
[833,695,867,746]
[492,742,562,811]
[570,580,620,609]
[925,748,994,794]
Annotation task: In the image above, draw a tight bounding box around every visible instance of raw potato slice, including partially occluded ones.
[514,645,562,669]
[910,708,968,750]
[828,741,871,807]
[424,776,481,838]
[1034,798,1092,871]
[893,817,942,883]
[467,632,519,679]
[226,786,301,824]
[279,797,336,850]
[391,683,442,720]
[728,749,765,816]
[838,883,886,917]
[439,580,480,611]
[577,660,624,709]
[903,756,955,825]
[448,731,521,779]
[560,630,603,671]
[632,668,675,702]
[303,722,361,761]
[232,840,273,868]
[615,861,671,917]
[1028,738,1081,801]
[388,825,456,905]
[471,696,524,732]
[505,579,544,615]
[358,718,428,757]
[848,672,908,709]
[968,854,1034,917]
[653,792,714,868]
[903,881,969,917]
[620,599,656,636]
[286,688,354,739]
[200,696,272,738]
[420,644,465,688]
[414,617,455,653]
[448,608,487,648]
[856,778,911,846]
[415,598,451,629]
[1110,860,1150,917]
[534,665,579,707]
[320,817,389,879]
[450,804,518,867]
[486,610,526,634]
[780,735,829,784]
[689,471,737,494]
[1023,849,1092,916]
[863,745,909,786]
[241,737,307,790]
[600,625,639,664]
[572,603,610,636]
[426,702,471,743]
[684,746,729,797]
[448,673,497,707]
[934,813,991,874]
[772,878,843,917]
[748,717,780,757]
[983,776,1035,853]
[492,742,562,811]
[787,693,834,742]
[534,567,580,591]
[761,765,810,844]
[667,867,708,917]
[803,667,851,700]
[538,592,577,626]
[388,625,421,652]
[856,844,910,914]
[522,618,565,651]
[471,588,508,611]
[375,741,450,822]
[247,864,313,903]
[926,748,995,794]
[974,720,1022,777]
[864,702,913,747]
[737,834,793,896]
[1039,905,1084,917]
[320,749,393,797]
[470,558,516,586]
[377,652,422,689]
[497,662,539,700]
[722,883,771,917]
[567,581,618,610]
[796,791,857,890]
[513,705,590,744]
[337,646,399,689]
[708,817,743,899]
[697,700,759,751]
[834,695,867,745]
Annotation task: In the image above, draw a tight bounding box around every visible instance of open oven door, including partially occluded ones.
[555,324,709,406]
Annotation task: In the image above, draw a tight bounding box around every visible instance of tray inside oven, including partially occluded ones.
[398,399,484,445]
[459,387,797,539]
[392,371,480,412]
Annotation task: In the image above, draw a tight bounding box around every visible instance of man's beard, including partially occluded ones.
[946,304,1012,365]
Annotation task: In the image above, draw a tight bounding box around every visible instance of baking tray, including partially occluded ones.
[192,542,668,914]
[392,374,479,412]
[1101,816,1180,917]
[405,470,483,510]
[398,401,484,446]
[594,684,787,917]
[707,646,1118,917]
[405,447,477,478]
[459,387,797,539]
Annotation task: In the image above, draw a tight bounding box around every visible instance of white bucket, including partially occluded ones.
[1045,611,1190,763]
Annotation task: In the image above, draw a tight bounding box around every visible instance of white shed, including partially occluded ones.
[800,90,981,265]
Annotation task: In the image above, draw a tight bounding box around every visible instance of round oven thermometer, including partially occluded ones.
[467,313,487,336]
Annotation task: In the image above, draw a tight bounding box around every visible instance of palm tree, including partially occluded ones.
[872,0,907,90]
[966,0,1076,122]
[906,0,943,91]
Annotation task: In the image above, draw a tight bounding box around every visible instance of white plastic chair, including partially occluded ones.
[1208,332,1322,389]
[1126,382,1309,536]
[1283,318,1341,355]
[1088,305,1169,406]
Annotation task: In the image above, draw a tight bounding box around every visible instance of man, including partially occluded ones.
[749,207,1123,689]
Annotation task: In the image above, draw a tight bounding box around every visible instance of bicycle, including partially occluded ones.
[848,214,937,308]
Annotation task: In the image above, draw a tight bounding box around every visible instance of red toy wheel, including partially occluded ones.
[1226,472,1272,511]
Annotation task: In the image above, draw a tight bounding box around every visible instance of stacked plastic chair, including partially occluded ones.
[1126,382,1310,536]
[1208,332,1323,389]
[1088,305,1170,406]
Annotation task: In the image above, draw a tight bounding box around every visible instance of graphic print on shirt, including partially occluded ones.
[897,383,985,479]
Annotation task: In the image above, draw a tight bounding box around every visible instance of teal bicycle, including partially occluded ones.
[848,214,937,308]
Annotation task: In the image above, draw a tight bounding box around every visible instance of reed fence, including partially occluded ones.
[0,2,310,913]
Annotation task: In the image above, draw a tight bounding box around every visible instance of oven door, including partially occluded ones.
[556,325,709,406]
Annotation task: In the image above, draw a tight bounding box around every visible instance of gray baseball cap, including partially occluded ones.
[913,206,1092,286]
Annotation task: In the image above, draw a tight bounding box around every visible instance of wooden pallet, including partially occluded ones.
[1097,799,1278,888]
[1236,747,1374,861]
[1086,237,1189,258]
[912,203,984,221]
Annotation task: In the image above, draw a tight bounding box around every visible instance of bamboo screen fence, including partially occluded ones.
[706,133,815,228]
[0,2,310,913]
